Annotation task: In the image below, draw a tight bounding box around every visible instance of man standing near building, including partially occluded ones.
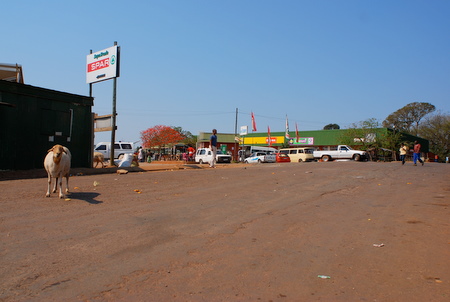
[413,141,424,166]
[210,129,217,168]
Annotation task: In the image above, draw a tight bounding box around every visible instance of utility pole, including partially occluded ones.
[234,108,238,161]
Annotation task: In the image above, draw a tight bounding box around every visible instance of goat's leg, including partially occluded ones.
[52,177,58,193]
[46,175,52,197]
[58,174,64,199]
[65,174,70,194]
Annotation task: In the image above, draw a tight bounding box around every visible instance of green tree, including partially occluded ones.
[323,123,340,130]
[340,118,381,150]
[418,112,450,162]
[340,118,403,161]
[173,126,197,147]
[383,102,436,135]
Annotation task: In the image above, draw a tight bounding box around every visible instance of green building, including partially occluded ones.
[239,128,428,152]
[196,128,429,162]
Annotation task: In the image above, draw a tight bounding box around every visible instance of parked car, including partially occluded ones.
[244,152,276,163]
[239,145,278,161]
[279,147,315,162]
[276,153,291,163]
[313,145,367,161]
[195,148,232,164]
[94,142,134,160]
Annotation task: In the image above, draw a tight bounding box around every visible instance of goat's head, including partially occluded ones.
[48,145,66,164]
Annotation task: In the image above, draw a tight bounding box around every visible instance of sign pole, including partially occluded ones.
[110,41,118,165]
[234,108,238,161]
[89,49,94,168]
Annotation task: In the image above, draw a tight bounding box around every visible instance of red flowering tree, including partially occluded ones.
[140,125,186,154]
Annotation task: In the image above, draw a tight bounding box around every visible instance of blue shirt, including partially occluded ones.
[210,134,217,147]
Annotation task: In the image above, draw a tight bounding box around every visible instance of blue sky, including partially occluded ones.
[3,0,449,145]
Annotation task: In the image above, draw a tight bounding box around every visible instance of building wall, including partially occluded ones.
[0,80,93,170]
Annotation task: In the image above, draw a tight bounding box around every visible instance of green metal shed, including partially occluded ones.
[0,80,94,170]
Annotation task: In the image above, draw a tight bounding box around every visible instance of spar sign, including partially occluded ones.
[86,45,120,84]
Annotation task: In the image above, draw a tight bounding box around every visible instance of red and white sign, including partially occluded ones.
[86,45,119,84]
[88,58,110,72]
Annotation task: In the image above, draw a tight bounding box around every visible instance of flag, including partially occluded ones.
[251,112,257,132]
[268,125,271,146]
[285,115,290,140]
[295,122,299,142]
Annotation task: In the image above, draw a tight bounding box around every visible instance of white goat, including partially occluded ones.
[93,152,106,168]
[44,145,71,198]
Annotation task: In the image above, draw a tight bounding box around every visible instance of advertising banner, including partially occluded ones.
[289,137,314,145]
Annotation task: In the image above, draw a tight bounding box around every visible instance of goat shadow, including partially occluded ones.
[68,192,103,204]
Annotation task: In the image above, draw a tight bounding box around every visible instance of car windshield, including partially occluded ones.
[217,150,224,154]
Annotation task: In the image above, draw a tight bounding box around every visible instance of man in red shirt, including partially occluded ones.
[413,141,424,166]
[187,146,195,161]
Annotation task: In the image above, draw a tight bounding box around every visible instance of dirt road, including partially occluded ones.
[1,162,449,301]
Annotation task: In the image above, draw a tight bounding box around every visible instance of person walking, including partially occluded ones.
[399,143,408,165]
[210,129,217,168]
[138,147,144,162]
[413,141,424,166]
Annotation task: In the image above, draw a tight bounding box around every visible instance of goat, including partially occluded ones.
[44,145,71,198]
[93,152,106,168]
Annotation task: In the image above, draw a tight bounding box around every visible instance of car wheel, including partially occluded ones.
[244,160,248,164]
[353,154,361,161]
[298,159,303,163]
[257,159,261,163]
[322,155,331,162]
[199,159,203,164]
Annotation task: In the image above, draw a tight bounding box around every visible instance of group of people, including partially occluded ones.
[399,141,424,166]
[136,146,198,163]
[182,146,196,162]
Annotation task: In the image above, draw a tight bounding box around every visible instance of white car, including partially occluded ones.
[244,152,276,163]
[94,142,134,160]
[195,148,232,164]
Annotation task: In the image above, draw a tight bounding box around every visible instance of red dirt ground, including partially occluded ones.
[0,161,449,301]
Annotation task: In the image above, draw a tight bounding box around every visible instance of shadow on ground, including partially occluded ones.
[68,192,103,204]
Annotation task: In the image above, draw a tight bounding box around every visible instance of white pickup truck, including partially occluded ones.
[313,145,367,162]
[244,152,277,163]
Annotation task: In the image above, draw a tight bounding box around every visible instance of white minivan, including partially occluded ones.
[280,147,315,162]
[195,148,232,164]
[94,142,134,160]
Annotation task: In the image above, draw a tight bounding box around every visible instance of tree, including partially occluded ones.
[323,123,340,130]
[140,125,186,154]
[340,118,402,161]
[383,102,436,135]
[340,118,381,151]
[173,126,197,147]
[418,112,450,162]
